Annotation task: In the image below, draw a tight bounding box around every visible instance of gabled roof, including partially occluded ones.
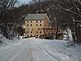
[25,13,48,20]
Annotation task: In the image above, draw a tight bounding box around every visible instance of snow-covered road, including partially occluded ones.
[0,38,81,61]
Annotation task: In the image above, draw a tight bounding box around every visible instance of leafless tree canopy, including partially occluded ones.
[0,0,81,42]
[0,0,17,22]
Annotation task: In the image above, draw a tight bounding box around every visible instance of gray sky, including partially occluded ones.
[17,0,32,4]
[16,0,32,7]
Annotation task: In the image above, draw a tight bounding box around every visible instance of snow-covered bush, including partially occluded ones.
[64,28,74,47]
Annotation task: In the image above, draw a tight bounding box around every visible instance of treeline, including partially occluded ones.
[23,0,81,43]
[0,0,81,43]
[18,0,81,43]
[0,0,24,40]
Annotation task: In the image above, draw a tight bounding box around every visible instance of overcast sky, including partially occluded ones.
[17,0,32,4]
[15,0,32,7]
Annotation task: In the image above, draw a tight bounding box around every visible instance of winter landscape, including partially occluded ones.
[0,37,81,61]
[0,0,81,61]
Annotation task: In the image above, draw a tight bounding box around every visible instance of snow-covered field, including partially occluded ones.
[0,37,81,61]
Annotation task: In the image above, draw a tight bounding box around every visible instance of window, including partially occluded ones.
[31,21,32,23]
[36,24,38,26]
[31,24,32,26]
[40,24,42,26]
[40,31,41,33]
[40,20,41,22]
[31,35,32,36]
[36,21,38,23]
[31,31,32,33]
[27,24,29,26]
[36,31,38,33]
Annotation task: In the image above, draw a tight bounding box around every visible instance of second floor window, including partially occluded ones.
[31,21,32,23]
[40,20,41,22]
[31,24,32,26]
[36,21,38,23]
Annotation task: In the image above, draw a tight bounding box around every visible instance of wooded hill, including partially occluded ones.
[0,0,81,43]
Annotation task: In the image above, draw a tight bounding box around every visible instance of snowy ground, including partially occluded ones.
[0,37,81,61]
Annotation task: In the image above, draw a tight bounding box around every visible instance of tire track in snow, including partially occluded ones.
[32,39,59,61]
[38,46,59,61]
[41,40,74,61]
[44,48,60,61]
[26,39,33,61]
[27,48,33,61]
[37,41,72,61]
[30,40,59,61]
[43,47,73,61]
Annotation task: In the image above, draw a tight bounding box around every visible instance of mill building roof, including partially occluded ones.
[25,13,48,20]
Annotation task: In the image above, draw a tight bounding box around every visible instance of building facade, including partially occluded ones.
[23,13,64,39]
[24,13,50,37]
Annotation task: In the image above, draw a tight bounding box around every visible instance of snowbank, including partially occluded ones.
[0,34,24,51]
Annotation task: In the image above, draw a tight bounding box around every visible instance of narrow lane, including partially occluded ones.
[29,39,59,61]
[0,38,75,61]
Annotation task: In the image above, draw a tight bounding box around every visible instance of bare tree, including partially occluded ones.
[0,0,17,40]
[0,0,17,23]
[30,0,81,43]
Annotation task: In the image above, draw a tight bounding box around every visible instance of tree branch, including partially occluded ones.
[56,5,81,17]
[72,2,81,14]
